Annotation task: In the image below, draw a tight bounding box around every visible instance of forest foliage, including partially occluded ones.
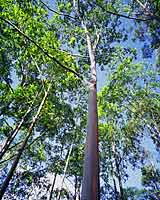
[0,0,160,199]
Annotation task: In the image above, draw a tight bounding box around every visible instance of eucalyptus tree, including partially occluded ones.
[46,0,132,198]
[0,0,159,199]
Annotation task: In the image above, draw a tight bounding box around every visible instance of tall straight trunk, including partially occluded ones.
[0,84,51,199]
[81,25,100,200]
[78,185,81,200]
[81,70,99,200]
[109,145,118,200]
[48,173,57,200]
[113,176,119,200]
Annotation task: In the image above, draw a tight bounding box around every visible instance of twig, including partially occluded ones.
[95,2,153,22]
[39,0,77,21]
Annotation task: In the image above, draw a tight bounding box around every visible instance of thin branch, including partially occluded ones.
[3,119,13,131]
[0,154,15,166]
[0,132,46,166]
[0,17,82,78]
[49,173,57,200]
[39,0,77,21]
[95,2,153,22]
[58,48,88,58]
[41,0,154,23]
[93,28,100,52]
[2,78,14,93]
[0,90,40,160]
[136,0,146,9]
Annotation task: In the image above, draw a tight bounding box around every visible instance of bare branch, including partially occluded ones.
[0,154,15,166]
[59,48,88,58]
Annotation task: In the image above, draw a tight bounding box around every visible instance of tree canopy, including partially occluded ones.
[0,0,160,199]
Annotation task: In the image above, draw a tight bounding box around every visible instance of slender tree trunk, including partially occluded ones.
[113,177,119,200]
[116,166,124,200]
[56,144,73,200]
[48,173,57,200]
[0,131,46,165]
[78,185,81,200]
[111,163,118,200]
[74,175,78,200]
[0,92,39,160]
[112,142,124,200]
[81,24,100,200]
[0,84,51,199]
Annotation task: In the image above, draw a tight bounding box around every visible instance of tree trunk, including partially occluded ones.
[56,144,73,200]
[48,173,57,200]
[81,24,100,200]
[0,92,39,160]
[112,142,124,200]
[111,164,119,200]
[74,175,78,200]
[0,84,51,199]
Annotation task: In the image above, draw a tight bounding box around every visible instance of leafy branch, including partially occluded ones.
[95,2,154,22]
[39,0,77,21]
[0,17,82,79]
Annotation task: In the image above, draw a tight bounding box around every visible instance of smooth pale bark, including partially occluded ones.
[0,84,51,199]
